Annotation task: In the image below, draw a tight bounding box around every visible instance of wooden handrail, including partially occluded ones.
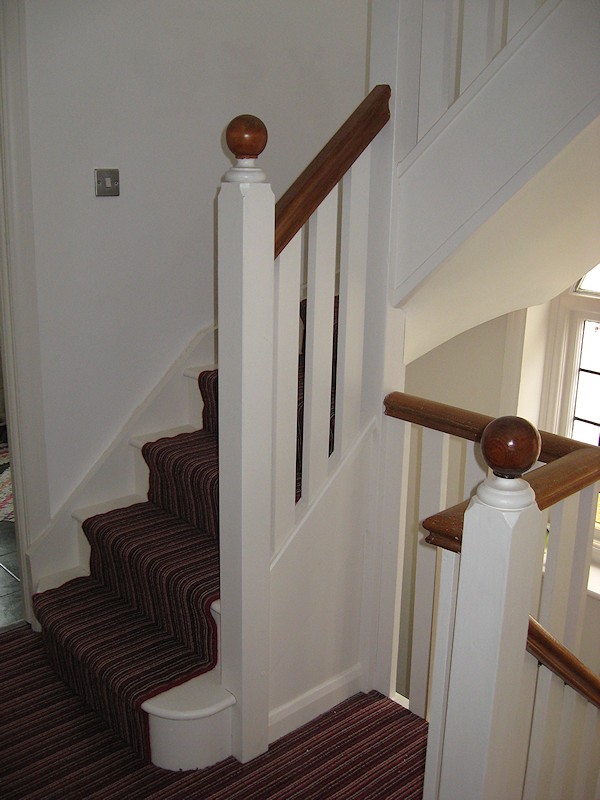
[527,617,600,709]
[274,85,391,259]
[383,392,600,552]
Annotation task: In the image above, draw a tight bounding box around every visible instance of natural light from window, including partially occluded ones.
[572,319,600,446]
[576,262,600,297]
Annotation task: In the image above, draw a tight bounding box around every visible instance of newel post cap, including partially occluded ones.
[477,416,541,510]
[224,114,268,183]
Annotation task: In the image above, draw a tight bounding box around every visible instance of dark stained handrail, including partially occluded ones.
[527,617,600,709]
[384,392,600,552]
[274,85,391,259]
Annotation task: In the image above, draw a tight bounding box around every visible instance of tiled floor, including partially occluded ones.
[0,520,24,628]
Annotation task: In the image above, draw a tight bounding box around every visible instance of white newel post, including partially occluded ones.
[436,417,547,800]
[218,116,274,762]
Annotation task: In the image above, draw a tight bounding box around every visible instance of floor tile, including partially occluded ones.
[0,521,16,557]
[0,586,24,628]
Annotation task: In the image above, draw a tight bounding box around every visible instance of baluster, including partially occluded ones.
[334,150,370,459]
[301,188,338,504]
[218,115,273,762]
[541,481,597,651]
[272,234,302,553]
[410,426,450,719]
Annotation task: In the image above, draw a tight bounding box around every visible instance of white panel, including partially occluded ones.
[409,427,449,718]
[272,235,302,553]
[418,0,461,139]
[334,150,370,459]
[459,0,494,93]
[507,0,541,40]
[269,432,371,716]
[302,188,338,503]
[395,0,600,300]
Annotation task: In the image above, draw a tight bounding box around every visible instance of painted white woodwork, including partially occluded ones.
[409,428,449,719]
[437,475,546,799]
[507,0,542,40]
[417,0,460,141]
[0,0,51,619]
[272,234,302,554]
[301,188,338,504]
[422,547,460,799]
[394,0,600,307]
[334,152,370,460]
[269,427,372,741]
[217,177,274,762]
[541,483,597,652]
[371,415,412,696]
[459,1,496,95]
[572,702,600,799]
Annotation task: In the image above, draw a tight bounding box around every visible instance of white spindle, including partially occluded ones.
[218,116,274,762]
[523,670,565,799]
[409,427,449,718]
[334,150,370,459]
[422,547,460,799]
[272,233,303,553]
[541,482,596,651]
[301,188,338,504]
[573,702,600,799]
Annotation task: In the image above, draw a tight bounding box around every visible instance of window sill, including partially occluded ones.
[587,562,600,600]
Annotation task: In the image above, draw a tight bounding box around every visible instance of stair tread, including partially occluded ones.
[83,501,219,654]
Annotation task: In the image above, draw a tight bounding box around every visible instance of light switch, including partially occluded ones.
[95,169,120,197]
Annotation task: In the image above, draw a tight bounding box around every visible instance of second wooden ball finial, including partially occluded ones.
[480,416,541,479]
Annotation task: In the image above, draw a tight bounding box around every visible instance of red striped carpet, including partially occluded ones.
[0,625,427,799]
[32,372,222,757]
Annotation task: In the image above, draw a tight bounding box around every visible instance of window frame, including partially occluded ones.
[543,286,600,565]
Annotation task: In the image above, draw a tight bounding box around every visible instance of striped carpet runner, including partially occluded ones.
[31,298,340,762]
[32,371,221,759]
[0,625,428,799]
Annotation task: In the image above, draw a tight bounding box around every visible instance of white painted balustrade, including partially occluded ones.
[384,394,600,798]
[218,102,383,758]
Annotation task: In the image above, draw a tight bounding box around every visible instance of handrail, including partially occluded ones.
[274,85,391,259]
[383,392,600,552]
[527,617,600,709]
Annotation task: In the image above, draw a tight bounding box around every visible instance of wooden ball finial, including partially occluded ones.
[226,115,268,160]
[480,416,541,479]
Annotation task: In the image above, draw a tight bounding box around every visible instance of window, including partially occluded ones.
[545,265,600,562]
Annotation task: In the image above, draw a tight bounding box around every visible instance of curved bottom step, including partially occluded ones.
[142,668,236,770]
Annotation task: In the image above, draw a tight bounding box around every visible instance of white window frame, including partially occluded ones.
[542,286,600,565]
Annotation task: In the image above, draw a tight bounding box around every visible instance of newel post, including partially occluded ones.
[437,417,546,800]
[217,115,274,762]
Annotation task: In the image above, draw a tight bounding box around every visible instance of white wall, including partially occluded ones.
[22,0,368,515]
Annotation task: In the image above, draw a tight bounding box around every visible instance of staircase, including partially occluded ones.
[30,87,393,770]
[32,369,232,770]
